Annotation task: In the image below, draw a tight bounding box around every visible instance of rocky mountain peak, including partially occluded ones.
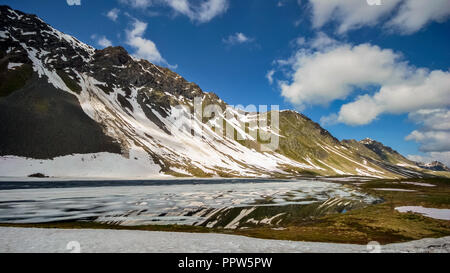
[360,138,374,145]
[359,137,407,163]
[94,46,133,66]
[419,161,450,172]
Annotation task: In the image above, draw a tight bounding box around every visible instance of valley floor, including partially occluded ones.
[0,227,449,253]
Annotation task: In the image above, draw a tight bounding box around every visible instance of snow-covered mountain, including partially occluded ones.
[0,6,443,179]
[418,161,450,172]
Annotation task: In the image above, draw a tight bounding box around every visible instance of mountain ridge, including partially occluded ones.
[0,5,446,179]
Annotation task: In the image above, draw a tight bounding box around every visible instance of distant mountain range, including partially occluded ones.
[0,6,448,179]
[418,161,450,172]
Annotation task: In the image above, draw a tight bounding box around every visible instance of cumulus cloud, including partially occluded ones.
[309,0,402,33]
[308,32,338,49]
[119,0,229,23]
[188,0,229,23]
[408,109,450,131]
[98,37,113,48]
[386,0,450,34]
[279,42,411,109]
[407,152,450,167]
[406,130,450,152]
[276,37,450,126]
[125,19,168,65]
[308,0,450,34]
[405,108,450,165]
[107,8,120,21]
[223,32,254,45]
[335,70,450,125]
[91,34,113,48]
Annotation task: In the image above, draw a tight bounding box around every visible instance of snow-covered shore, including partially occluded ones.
[0,227,449,253]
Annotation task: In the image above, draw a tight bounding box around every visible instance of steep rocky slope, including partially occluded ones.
[0,6,443,179]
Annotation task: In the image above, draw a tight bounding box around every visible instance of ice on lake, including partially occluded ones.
[0,179,379,225]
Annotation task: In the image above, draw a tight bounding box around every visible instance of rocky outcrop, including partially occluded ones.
[419,161,450,172]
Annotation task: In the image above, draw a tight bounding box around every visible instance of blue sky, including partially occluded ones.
[2,0,450,164]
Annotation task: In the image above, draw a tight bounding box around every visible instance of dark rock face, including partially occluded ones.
[360,138,402,161]
[0,6,91,71]
[117,93,134,112]
[0,75,122,159]
[136,91,172,135]
[90,46,205,101]
[0,5,121,158]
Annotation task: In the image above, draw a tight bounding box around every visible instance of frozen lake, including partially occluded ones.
[0,179,378,225]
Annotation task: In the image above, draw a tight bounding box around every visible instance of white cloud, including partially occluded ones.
[408,109,450,131]
[223,32,254,45]
[336,70,450,125]
[279,43,411,109]
[192,0,229,23]
[319,113,338,126]
[294,37,306,46]
[91,34,113,48]
[125,19,172,67]
[386,0,450,34]
[266,70,275,85]
[276,40,450,127]
[98,36,113,48]
[119,0,153,8]
[107,8,120,21]
[308,0,450,34]
[407,152,450,167]
[308,32,338,50]
[120,0,229,23]
[67,0,81,6]
[309,0,402,33]
[406,130,450,152]
[404,108,450,162]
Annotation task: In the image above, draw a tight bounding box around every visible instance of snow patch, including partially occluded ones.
[225,207,256,229]
[7,62,23,70]
[0,146,161,179]
[401,182,435,187]
[374,188,417,192]
[1,228,449,253]
[395,206,450,220]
